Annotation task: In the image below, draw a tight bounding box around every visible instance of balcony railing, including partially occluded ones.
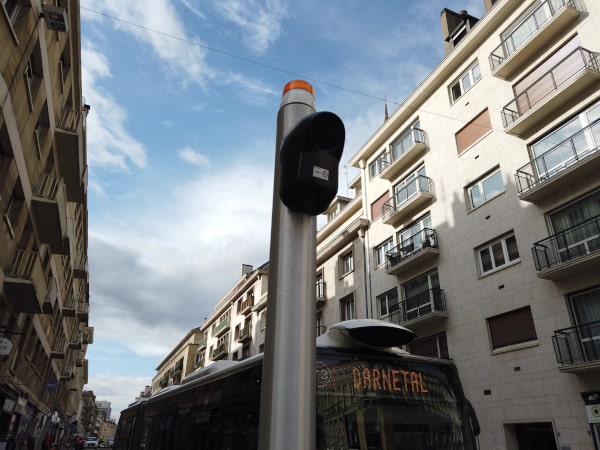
[379,128,428,180]
[386,289,446,325]
[489,0,583,75]
[57,107,82,132]
[381,176,434,225]
[238,325,252,342]
[386,228,438,268]
[213,317,230,337]
[316,279,326,303]
[211,341,229,360]
[515,118,600,200]
[532,215,600,274]
[501,47,600,130]
[553,320,600,369]
[4,249,46,313]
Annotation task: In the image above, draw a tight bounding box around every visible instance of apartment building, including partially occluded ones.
[346,0,600,448]
[1,0,91,445]
[149,0,600,448]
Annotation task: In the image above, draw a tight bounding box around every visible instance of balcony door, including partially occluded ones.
[547,190,600,263]
[403,270,439,321]
[569,288,600,363]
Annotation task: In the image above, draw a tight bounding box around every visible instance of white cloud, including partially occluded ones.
[82,44,148,172]
[211,0,287,54]
[178,146,210,167]
[86,374,151,420]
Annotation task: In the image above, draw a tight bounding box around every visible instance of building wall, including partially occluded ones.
[1,0,90,446]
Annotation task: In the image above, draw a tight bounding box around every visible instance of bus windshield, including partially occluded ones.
[316,351,477,450]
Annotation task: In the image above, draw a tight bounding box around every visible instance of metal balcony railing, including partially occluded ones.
[532,216,600,271]
[387,289,446,324]
[238,325,252,341]
[386,228,438,268]
[489,0,582,71]
[381,175,433,220]
[213,317,230,336]
[553,320,600,366]
[501,47,600,128]
[515,118,600,195]
[316,279,326,301]
[57,107,82,132]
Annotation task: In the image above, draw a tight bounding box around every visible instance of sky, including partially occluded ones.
[79,0,486,419]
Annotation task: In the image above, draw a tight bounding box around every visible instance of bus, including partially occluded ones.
[114,320,480,449]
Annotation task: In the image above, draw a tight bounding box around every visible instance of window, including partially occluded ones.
[2,0,21,23]
[377,289,398,318]
[546,190,600,264]
[370,192,389,221]
[409,333,449,359]
[341,295,355,320]
[487,307,537,350]
[568,287,600,361]
[530,100,600,180]
[340,251,354,277]
[467,168,504,209]
[316,273,325,299]
[397,215,433,253]
[369,152,389,178]
[403,271,442,321]
[456,109,492,154]
[316,311,325,336]
[390,120,423,161]
[449,62,481,102]
[392,165,428,208]
[3,191,24,239]
[477,232,520,275]
[374,239,393,267]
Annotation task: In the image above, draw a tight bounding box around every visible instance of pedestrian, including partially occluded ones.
[75,436,84,450]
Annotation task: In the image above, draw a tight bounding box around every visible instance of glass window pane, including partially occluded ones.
[506,235,520,261]
[461,73,472,91]
[492,242,506,267]
[482,171,504,201]
[472,64,481,82]
[469,185,482,208]
[480,248,492,272]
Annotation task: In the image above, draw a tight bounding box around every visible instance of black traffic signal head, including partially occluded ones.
[279,111,345,215]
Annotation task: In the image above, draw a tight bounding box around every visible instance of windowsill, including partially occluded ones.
[492,339,538,355]
[339,270,354,280]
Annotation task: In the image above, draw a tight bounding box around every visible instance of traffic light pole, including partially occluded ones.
[258,81,318,450]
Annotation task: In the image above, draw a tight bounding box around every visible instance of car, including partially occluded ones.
[84,436,99,448]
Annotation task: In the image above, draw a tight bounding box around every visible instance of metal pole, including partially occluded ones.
[258,81,317,450]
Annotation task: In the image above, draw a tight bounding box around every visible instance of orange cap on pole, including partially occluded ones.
[282,80,314,96]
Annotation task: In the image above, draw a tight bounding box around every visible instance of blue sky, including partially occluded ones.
[80,0,485,419]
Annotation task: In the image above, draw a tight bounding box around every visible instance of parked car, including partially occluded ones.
[84,436,99,448]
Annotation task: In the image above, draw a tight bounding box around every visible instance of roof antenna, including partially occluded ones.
[384,98,389,122]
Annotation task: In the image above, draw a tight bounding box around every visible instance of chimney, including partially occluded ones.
[440,8,479,54]
[241,264,253,276]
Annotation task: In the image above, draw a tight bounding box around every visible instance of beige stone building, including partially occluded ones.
[151,0,600,448]
[1,0,91,446]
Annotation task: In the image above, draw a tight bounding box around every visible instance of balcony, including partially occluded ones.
[501,47,600,136]
[3,250,47,313]
[211,341,229,360]
[379,128,428,180]
[55,107,86,203]
[213,317,230,338]
[386,289,447,329]
[532,216,600,279]
[553,320,600,372]
[238,296,254,315]
[386,229,440,277]
[62,294,78,317]
[69,332,82,350]
[30,174,70,255]
[73,254,88,279]
[316,279,326,306]
[51,334,68,359]
[381,176,434,226]
[515,119,600,202]
[198,336,207,350]
[77,301,89,322]
[82,327,94,345]
[238,325,252,343]
[489,0,583,79]
[42,277,58,314]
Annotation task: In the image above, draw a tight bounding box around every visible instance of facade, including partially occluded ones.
[147,0,600,448]
[0,0,91,447]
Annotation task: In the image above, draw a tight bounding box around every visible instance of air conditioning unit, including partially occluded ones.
[42,4,68,33]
